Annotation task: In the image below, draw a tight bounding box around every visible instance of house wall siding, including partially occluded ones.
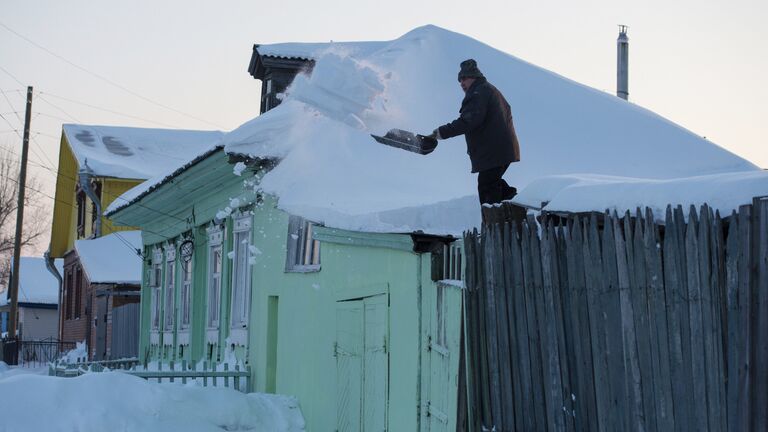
[116,157,460,431]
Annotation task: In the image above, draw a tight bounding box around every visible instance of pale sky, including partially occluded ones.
[1,0,766,252]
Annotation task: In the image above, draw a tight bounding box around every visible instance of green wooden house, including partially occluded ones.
[105,146,466,431]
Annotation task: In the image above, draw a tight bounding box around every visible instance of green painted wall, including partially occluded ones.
[110,154,462,432]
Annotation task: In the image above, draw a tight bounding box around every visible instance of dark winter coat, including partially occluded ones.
[438,77,521,173]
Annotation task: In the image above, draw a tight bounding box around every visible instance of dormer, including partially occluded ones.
[247,44,314,114]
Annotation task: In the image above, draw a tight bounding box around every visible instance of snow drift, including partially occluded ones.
[0,370,305,432]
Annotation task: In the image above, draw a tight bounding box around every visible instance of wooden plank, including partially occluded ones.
[644,207,675,432]
[614,213,644,431]
[584,215,610,432]
[491,224,515,431]
[567,216,599,432]
[465,230,487,432]
[476,228,493,428]
[697,205,722,431]
[502,222,525,432]
[626,212,656,432]
[540,220,565,431]
[521,218,546,430]
[529,215,560,431]
[751,197,768,432]
[553,222,576,432]
[710,210,728,432]
[509,221,537,432]
[685,206,709,432]
[725,211,743,432]
[737,205,753,431]
[482,225,503,430]
[462,231,481,431]
[665,206,692,432]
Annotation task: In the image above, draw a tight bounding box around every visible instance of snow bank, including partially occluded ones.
[514,171,768,218]
[58,341,88,363]
[75,231,142,284]
[0,372,305,432]
[220,25,763,234]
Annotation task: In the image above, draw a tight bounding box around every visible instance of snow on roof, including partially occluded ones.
[0,257,63,306]
[62,124,223,179]
[513,171,768,218]
[75,231,142,284]
[220,25,764,235]
[105,145,225,215]
[256,41,386,61]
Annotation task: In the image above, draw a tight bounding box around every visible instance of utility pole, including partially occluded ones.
[8,86,33,340]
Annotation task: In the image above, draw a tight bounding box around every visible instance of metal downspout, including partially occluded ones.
[44,249,63,341]
[79,161,102,238]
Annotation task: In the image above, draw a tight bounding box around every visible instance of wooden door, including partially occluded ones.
[336,294,389,431]
[424,282,462,431]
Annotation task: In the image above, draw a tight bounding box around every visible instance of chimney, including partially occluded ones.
[617,25,629,100]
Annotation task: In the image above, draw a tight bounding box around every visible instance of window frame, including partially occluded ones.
[206,224,224,330]
[285,215,321,273]
[179,256,193,330]
[150,248,163,332]
[230,214,252,330]
[163,244,176,332]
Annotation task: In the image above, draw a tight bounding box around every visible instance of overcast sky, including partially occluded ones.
[1,0,766,251]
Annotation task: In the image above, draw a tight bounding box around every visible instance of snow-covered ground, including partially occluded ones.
[0,361,305,432]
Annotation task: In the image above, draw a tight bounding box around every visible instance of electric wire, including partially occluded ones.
[0,21,224,129]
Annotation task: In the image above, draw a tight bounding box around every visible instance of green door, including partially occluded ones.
[424,282,462,431]
[336,294,389,431]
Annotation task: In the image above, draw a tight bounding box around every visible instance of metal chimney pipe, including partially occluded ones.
[617,25,629,100]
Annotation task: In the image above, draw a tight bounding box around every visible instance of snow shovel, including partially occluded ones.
[371,129,438,155]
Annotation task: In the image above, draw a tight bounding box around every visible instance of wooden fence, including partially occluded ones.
[49,359,251,393]
[463,197,768,432]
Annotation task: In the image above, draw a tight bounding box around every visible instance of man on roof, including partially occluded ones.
[431,59,521,205]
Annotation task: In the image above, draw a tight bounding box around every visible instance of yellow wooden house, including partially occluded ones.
[47,124,223,356]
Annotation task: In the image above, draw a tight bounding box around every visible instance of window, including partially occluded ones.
[285,215,321,272]
[150,248,162,331]
[164,245,176,331]
[76,186,86,238]
[64,270,73,320]
[207,225,224,329]
[230,215,252,329]
[180,258,192,329]
[74,267,82,319]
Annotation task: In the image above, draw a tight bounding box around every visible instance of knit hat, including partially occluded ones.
[458,59,484,81]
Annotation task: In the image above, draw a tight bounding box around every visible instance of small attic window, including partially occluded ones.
[285,215,321,273]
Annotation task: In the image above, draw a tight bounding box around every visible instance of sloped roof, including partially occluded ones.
[112,25,767,235]
[0,257,63,306]
[62,124,224,179]
[75,231,142,284]
[221,25,765,234]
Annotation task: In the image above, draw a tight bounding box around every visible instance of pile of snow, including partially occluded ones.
[74,231,142,284]
[58,341,88,363]
[0,372,305,431]
[513,171,768,218]
[0,257,62,306]
[221,25,764,234]
[62,124,223,179]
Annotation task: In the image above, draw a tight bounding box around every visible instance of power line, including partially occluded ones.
[0,169,173,247]
[0,21,224,129]
[38,91,184,129]
[0,65,24,87]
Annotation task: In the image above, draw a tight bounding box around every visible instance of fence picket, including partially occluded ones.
[752,197,768,432]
